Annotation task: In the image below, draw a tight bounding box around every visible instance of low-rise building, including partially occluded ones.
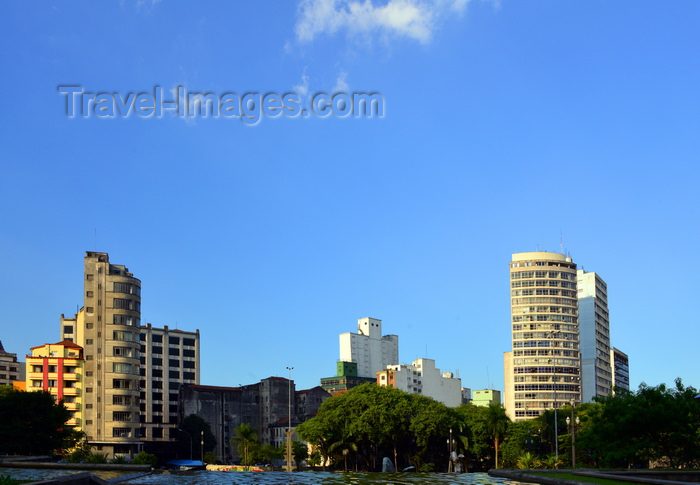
[26,340,84,428]
[0,341,22,386]
[471,389,502,407]
[179,379,330,463]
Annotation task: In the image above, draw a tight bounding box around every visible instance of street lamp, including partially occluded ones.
[447,428,453,472]
[566,407,580,468]
[200,430,204,463]
[178,428,192,460]
[547,355,559,461]
[285,366,294,472]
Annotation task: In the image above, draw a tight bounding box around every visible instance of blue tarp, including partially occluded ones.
[166,459,204,467]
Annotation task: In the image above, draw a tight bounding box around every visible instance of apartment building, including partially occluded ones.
[377,358,462,407]
[504,251,582,421]
[577,270,613,402]
[0,341,22,386]
[339,318,399,378]
[139,324,200,450]
[610,347,630,393]
[26,340,84,428]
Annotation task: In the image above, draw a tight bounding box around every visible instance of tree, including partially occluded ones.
[177,414,216,461]
[292,440,308,468]
[577,379,700,468]
[0,387,73,455]
[230,423,260,465]
[484,403,510,469]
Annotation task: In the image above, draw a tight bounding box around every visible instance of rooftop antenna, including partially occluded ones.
[560,232,564,255]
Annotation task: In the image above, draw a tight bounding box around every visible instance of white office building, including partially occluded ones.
[339,318,398,378]
[577,270,612,402]
[377,358,462,407]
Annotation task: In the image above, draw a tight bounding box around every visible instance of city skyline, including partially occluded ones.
[2,1,699,394]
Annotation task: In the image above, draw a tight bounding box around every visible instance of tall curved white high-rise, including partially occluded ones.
[504,252,582,421]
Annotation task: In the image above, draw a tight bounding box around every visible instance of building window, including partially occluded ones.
[183,361,195,369]
[168,337,180,345]
[169,370,180,379]
[183,349,195,358]
[113,330,135,342]
[64,325,74,334]
[112,428,131,438]
[169,359,180,368]
[183,338,195,347]
[152,346,163,355]
[113,363,133,373]
[31,380,42,387]
[113,412,131,422]
[86,323,94,329]
[113,379,133,390]
[152,334,163,343]
[168,348,180,356]
[183,372,195,380]
[113,347,134,358]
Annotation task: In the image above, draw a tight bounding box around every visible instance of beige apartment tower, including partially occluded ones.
[504,252,581,421]
[61,252,142,457]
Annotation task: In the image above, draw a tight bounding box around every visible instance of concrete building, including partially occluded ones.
[577,270,613,402]
[60,251,143,457]
[376,358,462,407]
[320,361,375,394]
[179,379,329,463]
[26,340,84,428]
[339,318,398,379]
[0,341,22,386]
[504,251,581,421]
[610,347,630,393]
[472,389,502,407]
[139,324,200,450]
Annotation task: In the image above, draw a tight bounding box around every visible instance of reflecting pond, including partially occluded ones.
[2,468,535,485]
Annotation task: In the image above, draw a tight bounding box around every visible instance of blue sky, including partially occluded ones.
[1,1,698,394]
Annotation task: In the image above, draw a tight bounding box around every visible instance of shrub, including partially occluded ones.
[111,455,127,464]
[132,451,158,467]
[86,452,109,463]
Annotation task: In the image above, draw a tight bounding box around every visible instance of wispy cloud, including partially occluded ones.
[295,0,473,45]
[333,70,349,92]
[293,68,311,99]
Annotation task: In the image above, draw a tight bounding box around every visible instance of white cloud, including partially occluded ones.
[295,0,473,45]
[293,68,311,99]
[333,70,349,92]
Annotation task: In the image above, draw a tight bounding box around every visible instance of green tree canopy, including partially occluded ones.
[0,387,73,455]
[178,414,216,461]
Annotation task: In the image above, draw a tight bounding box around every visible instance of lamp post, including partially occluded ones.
[285,366,294,472]
[178,428,192,460]
[566,405,580,468]
[200,430,204,463]
[447,428,453,472]
[546,331,561,462]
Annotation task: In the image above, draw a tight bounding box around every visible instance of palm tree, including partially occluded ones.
[485,403,510,469]
[230,423,259,466]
